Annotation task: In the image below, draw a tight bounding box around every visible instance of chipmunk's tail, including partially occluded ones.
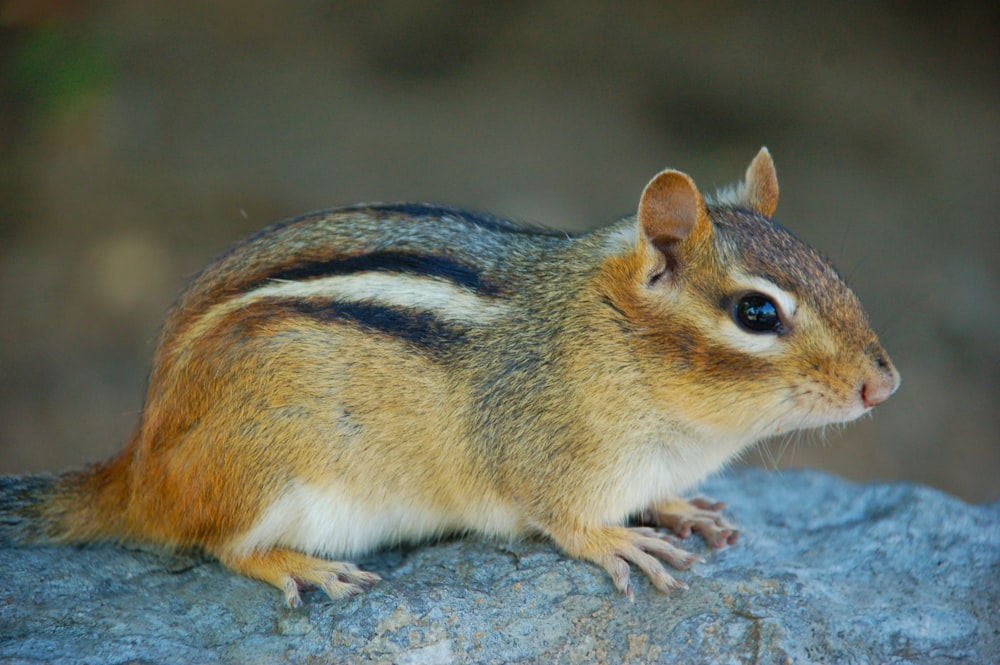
[0,453,132,547]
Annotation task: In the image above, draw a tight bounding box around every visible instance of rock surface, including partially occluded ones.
[1,468,997,664]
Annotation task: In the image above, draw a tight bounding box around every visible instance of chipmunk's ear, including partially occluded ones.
[742,147,779,218]
[637,169,712,268]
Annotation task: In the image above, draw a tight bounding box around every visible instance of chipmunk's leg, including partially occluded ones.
[636,497,738,548]
[213,546,381,608]
[548,524,699,599]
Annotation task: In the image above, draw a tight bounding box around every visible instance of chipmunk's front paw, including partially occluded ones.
[554,525,699,599]
[637,496,739,548]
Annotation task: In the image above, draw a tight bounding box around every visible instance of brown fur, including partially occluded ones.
[1,149,899,606]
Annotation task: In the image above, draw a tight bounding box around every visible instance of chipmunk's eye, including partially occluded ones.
[734,293,783,334]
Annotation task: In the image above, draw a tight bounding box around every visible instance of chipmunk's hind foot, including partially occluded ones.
[217,547,381,608]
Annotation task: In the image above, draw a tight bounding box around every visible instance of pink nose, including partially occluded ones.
[861,371,900,408]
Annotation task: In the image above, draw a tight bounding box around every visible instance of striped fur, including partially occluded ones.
[1,150,899,607]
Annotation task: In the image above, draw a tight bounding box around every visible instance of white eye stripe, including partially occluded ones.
[713,320,783,354]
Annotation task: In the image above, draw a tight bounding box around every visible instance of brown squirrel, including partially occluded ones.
[0,149,899,607]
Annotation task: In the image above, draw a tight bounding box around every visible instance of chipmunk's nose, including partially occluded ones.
[861,352,900,408]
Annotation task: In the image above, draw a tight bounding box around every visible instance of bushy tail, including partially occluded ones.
[0,456,132,547]
[0,473,60,545]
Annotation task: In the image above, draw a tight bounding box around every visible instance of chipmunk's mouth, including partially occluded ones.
[780,355,900,431]
[771,389,873,433]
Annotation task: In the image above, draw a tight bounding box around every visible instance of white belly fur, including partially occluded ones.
[235,432,754,558]
[234,480,524,559]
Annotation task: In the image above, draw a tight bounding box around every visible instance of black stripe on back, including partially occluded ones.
[286,299,468,355]
[263,251,499,297]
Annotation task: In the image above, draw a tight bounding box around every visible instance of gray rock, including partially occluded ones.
[1,468,997,664]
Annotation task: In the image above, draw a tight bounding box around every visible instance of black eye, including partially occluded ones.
[734,293,783,333]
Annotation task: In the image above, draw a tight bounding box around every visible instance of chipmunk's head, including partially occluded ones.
[603,148,899,441]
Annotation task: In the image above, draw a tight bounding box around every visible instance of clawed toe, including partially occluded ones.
[556,525,696,599]
[295,562,382,606]
[282,576,304,609]
[638,496,739,548]
[217,547,381,608]
[690,497,726,512]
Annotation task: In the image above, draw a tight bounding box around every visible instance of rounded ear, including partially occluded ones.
[743,147,779,218]
[637,169,711,249]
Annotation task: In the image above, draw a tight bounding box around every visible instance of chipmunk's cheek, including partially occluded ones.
[775,362,860,429]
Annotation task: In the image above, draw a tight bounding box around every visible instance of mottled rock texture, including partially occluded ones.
[2,468,997,664]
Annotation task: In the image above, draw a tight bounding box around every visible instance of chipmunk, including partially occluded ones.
[0,149,899,607]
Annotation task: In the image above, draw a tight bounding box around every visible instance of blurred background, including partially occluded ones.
[0,2,997,502]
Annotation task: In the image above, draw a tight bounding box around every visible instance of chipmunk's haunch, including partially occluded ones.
[1,149,899,607]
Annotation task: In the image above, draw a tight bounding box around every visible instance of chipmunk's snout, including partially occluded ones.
[860,351,900,408]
